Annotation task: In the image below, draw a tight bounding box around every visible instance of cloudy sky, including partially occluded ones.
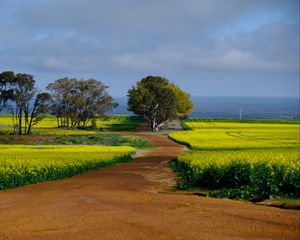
[0,0,299,97]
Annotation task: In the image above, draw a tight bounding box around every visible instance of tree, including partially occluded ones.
[0,71,15,111]
[0,71,51,135]
[47,77,117,128]
[128,76,193,132]
[12,73,36,135]
[47,77,77,127]
[26,92,52,134]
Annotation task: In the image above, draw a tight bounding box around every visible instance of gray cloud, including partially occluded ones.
[0,0,298,97]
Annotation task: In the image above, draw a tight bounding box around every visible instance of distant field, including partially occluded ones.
[170,122,299,150]
[0,145,135,190]
[184,118,300,125]
[0,114,143,131]
[169,119,300,199]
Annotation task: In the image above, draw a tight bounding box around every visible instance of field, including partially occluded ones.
[171,122,299,150]
[0,114,143,131]
[0,113,150,147]
[169,119,300,199]
[0,114,150,190]
[0,145,135,190]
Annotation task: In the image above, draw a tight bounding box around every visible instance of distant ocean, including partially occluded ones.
[111,96,300,120]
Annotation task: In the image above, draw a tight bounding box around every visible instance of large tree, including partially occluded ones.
[13,73,36,135]
[47,77,117,128]
[128,76,193,132]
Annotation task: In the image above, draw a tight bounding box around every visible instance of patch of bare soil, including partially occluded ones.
[0,135,55,144]
[256,198,300,210]
[0,132,299,240]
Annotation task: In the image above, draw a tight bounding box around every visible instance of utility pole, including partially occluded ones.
[239,108,242,120]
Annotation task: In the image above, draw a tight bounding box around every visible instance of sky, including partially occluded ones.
[0,0,299,97]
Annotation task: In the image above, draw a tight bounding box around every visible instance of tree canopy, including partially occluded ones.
[47,77,117,128]
[0,71,51,135]
[128,76,193,131]
[1,72,117,133]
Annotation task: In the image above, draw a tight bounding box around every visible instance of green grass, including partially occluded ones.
[169,119,300,200]
[95,115,143,130]
[0,124,152,149]
[38,134,152,149]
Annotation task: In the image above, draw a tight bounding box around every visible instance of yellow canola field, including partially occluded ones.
[169,121,300,198]
[0,145,135,190]
[185,121,299,129]
[169,123,299,150]
[0,114,142,130]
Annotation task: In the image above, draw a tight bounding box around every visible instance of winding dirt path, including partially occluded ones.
[0,132,299,240]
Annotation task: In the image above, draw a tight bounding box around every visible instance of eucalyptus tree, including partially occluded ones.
[0,71,52,135]
[47,78,117,128]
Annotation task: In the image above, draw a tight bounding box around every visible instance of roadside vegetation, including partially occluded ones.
[0,132,151,149]
[169,119,300,200]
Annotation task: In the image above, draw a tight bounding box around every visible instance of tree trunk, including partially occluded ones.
[18,109,22,135]
[27,123,32,135]
[24,106,29,134]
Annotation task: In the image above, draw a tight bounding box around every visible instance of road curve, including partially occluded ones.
[0,132,299,240]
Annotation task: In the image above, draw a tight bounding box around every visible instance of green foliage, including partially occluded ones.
[95,115,143,131]
[0,71,15,111]
[47,77,117,128]
[175,150,299,198]
[168,83,194,117]
[38,134,152,149]
[0,71,52,135]
[0,145,135,190]
[128,76,193,131]
[169,120,300,199]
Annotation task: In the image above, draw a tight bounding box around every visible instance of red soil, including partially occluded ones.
[0,132,299,240]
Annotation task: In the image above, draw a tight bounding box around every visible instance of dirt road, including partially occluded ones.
[0,132,299,240]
